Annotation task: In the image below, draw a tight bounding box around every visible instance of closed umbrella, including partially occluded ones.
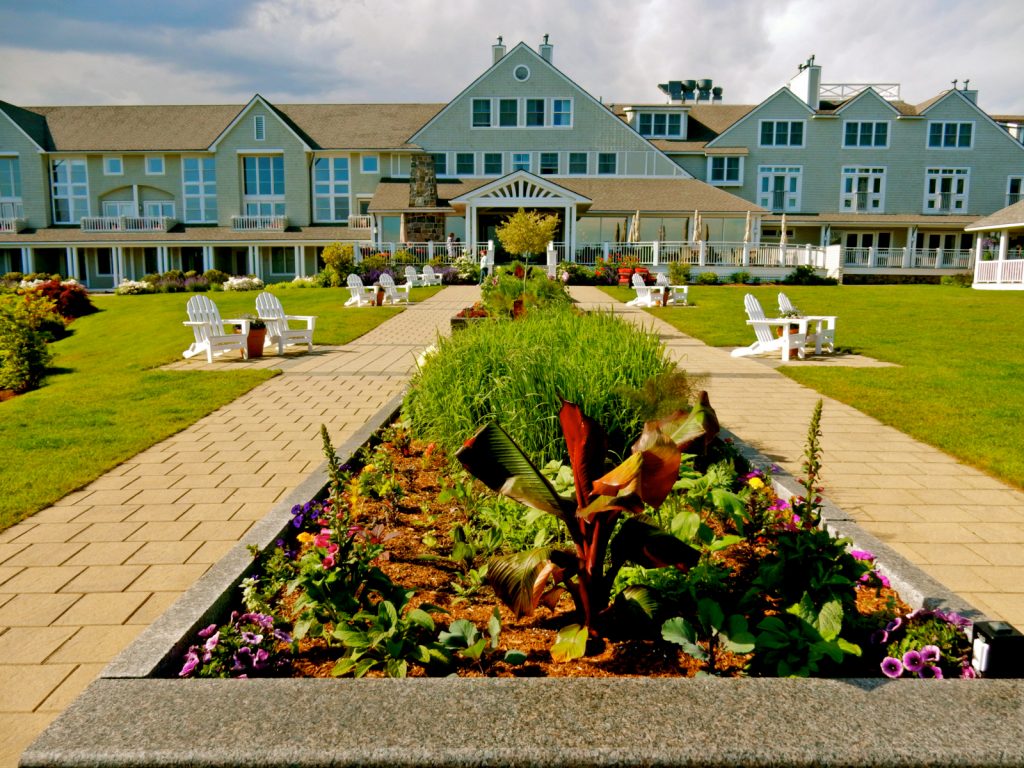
[399,214,407,244]
[743,210,752,243]
[657,224,666,242]
[779,214,788,247]
[691,210,700,243]
[614,221,622,244]
[628,210,641,243]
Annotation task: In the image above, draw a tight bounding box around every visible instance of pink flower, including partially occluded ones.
[322,555,336,569]
[313,529,332,548]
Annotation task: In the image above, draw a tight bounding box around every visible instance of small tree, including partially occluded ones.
[495,208,559,267]
[320,243,355,287]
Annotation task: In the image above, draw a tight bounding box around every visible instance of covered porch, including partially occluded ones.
[965,200,1024,290]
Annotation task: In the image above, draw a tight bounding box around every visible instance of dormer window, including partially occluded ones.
[254,115,266,141]
[637,112,683,138]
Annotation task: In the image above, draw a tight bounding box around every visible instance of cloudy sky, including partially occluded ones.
[2,0,1023,114]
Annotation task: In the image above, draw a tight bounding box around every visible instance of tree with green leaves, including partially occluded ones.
[495,208,559,266]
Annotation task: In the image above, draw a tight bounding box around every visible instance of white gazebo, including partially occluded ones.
[966,200,1024,290]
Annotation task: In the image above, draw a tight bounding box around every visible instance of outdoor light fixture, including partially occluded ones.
[971,620,1024,678]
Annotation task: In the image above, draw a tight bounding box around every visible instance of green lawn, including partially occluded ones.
[0,286,440,531]
[603,284,1024,490]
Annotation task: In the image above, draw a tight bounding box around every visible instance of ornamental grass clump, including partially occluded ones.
[405,305,675,465]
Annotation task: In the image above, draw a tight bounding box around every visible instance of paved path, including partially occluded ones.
[2,284,1023,765]
[0,286,476,767]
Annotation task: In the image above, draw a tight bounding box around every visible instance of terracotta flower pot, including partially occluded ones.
[246,327,267,358]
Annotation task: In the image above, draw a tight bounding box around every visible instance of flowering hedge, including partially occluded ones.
[223,276,265,292]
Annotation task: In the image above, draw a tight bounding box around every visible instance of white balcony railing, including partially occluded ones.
[0,217,27,233]
[347,214,373,228]
[975,259,1024,286]
[843,246,973,270]
[819,83,900,101]
[80,215,176,233]
[231,215,288,231]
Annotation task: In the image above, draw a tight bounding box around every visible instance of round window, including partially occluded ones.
[513,65,530,82]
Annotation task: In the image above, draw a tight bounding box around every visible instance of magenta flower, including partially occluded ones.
[902,650,924,673]
[203,631,220,651]
[921,645,941,664]
[870,629,889,645]
[886,617,903,633]
[197,623,218,639]
[179,649,200,677]
[961,664,978,679]
[322,554,336,569]
[849,550,875,562]
[881,657,904,678]
[241,631,263,645]
[918,665,943,679]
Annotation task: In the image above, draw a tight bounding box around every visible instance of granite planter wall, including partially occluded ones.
[20,393,1024,768]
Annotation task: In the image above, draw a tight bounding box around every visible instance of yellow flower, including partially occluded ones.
[364,464,376,473]
[297,532,314,544]
[748,477,765,490]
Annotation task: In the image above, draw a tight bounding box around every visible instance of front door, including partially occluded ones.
[477,209,564,264]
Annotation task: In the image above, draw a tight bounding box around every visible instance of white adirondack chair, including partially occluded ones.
[778,292,837,354]
[404,265,423,287]
[420,265,444,286]
[655,272,689,306]
[731,293,809,361]
[626,272,657,307]
[182,294,248,363]
[378,272,411,304]
[255,292,316,354]
[345,274,376,307]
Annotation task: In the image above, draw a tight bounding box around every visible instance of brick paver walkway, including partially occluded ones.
[3,284,1023,765]
[0,286,476,766]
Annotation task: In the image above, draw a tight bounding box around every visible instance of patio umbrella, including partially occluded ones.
[657,224,666,242]
[691,210,700,243]
[779,213,788,247]
[628,210,641,242]
[614,221,622,244]
[743,210,752,243]
[399,213,407,244]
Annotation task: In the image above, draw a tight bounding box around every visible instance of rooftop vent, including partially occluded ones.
[539,34,553,63]
[658,79,720,104]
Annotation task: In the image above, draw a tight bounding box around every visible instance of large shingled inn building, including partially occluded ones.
[1,38,1023,288]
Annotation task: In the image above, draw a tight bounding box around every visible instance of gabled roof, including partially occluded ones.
[706,88,814,149]
[832,87,904,117]
[0,101,54,151]
[281,104,443,150]
[208,94,311,151]
[965,199,1024,231]
[449,170,592,206]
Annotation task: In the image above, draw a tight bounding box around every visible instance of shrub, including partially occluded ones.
[24,279,96,319]
[556,261,595,285]
[667,262,692,285]
[480,263,571,316]
[320,243,355,287]
[448,255,479,284]
[783,265,838,286]
[203,269,230,285]
[941,273,973,288]
[405,305,674,465]
[729,271,755,285]
[696,271,719,285]
[356,254,391,281]
[115,279,154,295]
[222,276,265,292]
[184,276,211,292]
[0,295,53,393]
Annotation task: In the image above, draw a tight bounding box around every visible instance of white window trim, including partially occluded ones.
[840,167,886,213]
[707,156,744,186]
[103,200,136,217]
[103,156,124,176]
[483,152,503,175]
[431,152,451,177]
[757,165,803,212]
[757,120,807,148]
[144,155,165,175]
[360,154,379,174]
[538,152,560,175]
[470,97,573,129]
[597,152,620,175]
[254,115,266,141]
[637,111,684,139]
[926,121,975,150]
[549,97,574,129]
[922,167,970,213]
[841,120,890,149]
[94,248,114,276]
[567,151,589,176]
[1007,175,1024,206]
[181,155,217,224]
[471,98,493,128]
[51,157,90,224]
[269,247,295,276]
[143,200,175,218]
[510,152,532,172]
[312,156,351,223]
[454,152,476,176]
[513,64,531,82]
[0,155,22,204]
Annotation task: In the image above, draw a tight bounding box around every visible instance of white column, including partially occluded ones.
[652,240,660,267]
[294,245,303,278]
[742,244,751,267]
[203,246,213,273]
[21,246,31,275]
[903,226,915,269]
[546,241,557,277]
[567,205,577,263]
[999,231,1009,261]
[973,235,983,266]
[247,246,257,276]
[112,247,122,285]
[699,241,707,267]
[868,246,877,268]
[65,247,77,280]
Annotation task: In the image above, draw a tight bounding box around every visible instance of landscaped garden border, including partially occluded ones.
[21,393,1024,768]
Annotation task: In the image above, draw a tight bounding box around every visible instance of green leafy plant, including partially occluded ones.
[0,295,54,393]
[332,594,447,678]
[667,261,691,285]
[696,271,719,285]
[753,593,861,677]
[495,207,560,268]
[662,598,755,672]
[455,394,721,636]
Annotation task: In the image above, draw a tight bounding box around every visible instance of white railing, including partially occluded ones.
[231,214,288,231]
[819,83,900,101]
[843,246,972,270]
[975,259,1024,285]
[357,241,492,265]
[348,214,373,228]
[80,215,176,232]
[0,217,26,234]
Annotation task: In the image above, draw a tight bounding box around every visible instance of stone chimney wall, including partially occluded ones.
[406,154,445,243]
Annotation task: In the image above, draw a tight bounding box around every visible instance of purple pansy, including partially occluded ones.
[197,623,218,639]
[918,665,943,679]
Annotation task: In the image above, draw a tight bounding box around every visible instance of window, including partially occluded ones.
[361,155,379,174]
[539,152,559,175]
[254,115,266,141]
[182,156,217,223]
[526,99,545,127]
[102,201,135,217]
[1008,176,1023,206]
[708,156,742,185]
[757,166,802,211]
[270,246,294,275]
[597,153,617,175]
[243,155,285,216]
[513,65,530,82]
[928,121,973,148]
[499,99,518,127]
[144,201,175,218]
[456,153,475,175]
[638,113,683,137]
[843,121,889,148]
[103,156,123,175]
[484,153,503,175]
[51,158,89,223]
[841,167,885,211]
[759,120,805,147]
[0,157,22,204]
[472,99,491,128]
[313,157,350,222]
[552,99,572,127]
[96,249,112,275]
[431,153,448,176]
[568,152,587,175]
[924,168,969,212]
[511,153,530,171]
[145,155,165,175]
